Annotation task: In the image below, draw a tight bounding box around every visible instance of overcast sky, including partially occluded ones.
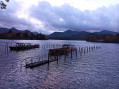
[0,0,119,34]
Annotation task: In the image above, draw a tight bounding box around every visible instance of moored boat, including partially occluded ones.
[9,43,39,50]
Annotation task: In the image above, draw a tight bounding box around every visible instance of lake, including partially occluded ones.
[0,40,119,89]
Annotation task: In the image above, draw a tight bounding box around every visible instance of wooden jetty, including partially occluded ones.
[21,44,101,69]
[26,58,57,68]
[25,44,77,68]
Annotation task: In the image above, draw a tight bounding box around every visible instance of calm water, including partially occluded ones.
[0,40,119,89]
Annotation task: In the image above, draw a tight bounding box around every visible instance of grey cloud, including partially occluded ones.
[0,1,33,31]
[30,1,119,32]
[1,1,119,34]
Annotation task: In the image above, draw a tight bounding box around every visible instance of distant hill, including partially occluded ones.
[0,27,39,35]
[49,30,89,39]
[0,27,48,40]
[0,28,9,33]
[49,30,78,38]
[49,30,118,40]
[93,30,118,35]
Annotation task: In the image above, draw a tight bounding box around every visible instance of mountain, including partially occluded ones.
[49,30,77,38]
[0,28,9,33]
[0,27,38,35]
[49,30,119,40]
[0,27,48,40]
[49,30,89,38]
[93,30,118,35]
[0,27,22,33]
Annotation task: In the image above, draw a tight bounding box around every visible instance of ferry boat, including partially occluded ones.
[9,43,39,50]
[49,44,77,55]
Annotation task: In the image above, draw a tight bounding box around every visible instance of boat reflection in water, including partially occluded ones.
[9,43,39,50]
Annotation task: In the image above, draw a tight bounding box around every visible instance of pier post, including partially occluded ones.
[79,47,80,52]
[71,49,72,58]
[87,47,89,53]
[5,44,6,53]
[7,43,8,53]
[76,49,77,57]
[48,52,50,63]
[57,53,58,60]
[84,48,85,54]
[87,47,88,50]
[81,47,83,52]
[64,52,67,60]
[57,52,59,62]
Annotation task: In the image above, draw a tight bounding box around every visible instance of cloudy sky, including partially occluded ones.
[0,0,119,34]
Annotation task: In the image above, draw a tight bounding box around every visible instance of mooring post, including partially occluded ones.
[5,44,6,52]
[57,53,59,61]
[92,47,93,51]
[57,52,59,62]
[48,52,50,63]
[64,52,67,60]
[84,48,85,54]
[76,49,77,58]
[71,49,72,58]
[87,47,89,52]
[79,47,80,52]
[81,47,82,52]
[47,44,48,49]
[7,43,8,53]
[5,43,7,53]
[42,45,43,49]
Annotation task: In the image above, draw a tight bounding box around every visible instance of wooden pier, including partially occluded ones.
[22,45,101,69]
[24,45,77,68]
[25,50,74,68]
[25,57,57,68]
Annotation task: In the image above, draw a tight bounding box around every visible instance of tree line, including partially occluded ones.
[87,34,119,43]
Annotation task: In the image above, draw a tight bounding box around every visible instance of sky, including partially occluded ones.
[0,0,119,34]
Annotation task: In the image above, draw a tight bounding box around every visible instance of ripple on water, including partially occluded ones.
[0,40,119,89]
